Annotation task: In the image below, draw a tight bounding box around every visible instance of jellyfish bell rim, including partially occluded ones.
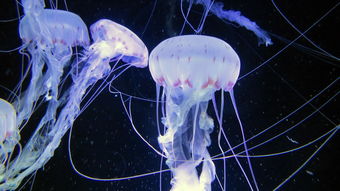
[121,54,148,68]
[149,34,240,92]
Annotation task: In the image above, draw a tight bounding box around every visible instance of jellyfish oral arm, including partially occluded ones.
[158,87,216,191]
[210,7,273,46]
[0,50,112,190]
[189,0,273,46]
[0,16,150,189]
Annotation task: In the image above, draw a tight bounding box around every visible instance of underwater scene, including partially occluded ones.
[0,0,339,190]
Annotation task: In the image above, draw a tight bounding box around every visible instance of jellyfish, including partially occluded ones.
[0,0,148,188]
[0,0,338,190]
[0,99,19,175]
[148,34,252,191]
[16,0,90,127]
[0,0,90,188]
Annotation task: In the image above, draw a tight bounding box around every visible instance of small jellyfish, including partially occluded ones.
[89,19,148,68]
[0,99,19,174]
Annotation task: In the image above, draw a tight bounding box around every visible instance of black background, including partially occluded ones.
[0,0,339,190]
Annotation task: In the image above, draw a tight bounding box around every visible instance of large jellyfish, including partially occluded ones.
[0,0,148,189]
[149,34,246,191]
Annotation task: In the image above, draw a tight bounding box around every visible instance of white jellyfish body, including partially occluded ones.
[90,19,148,68]
[16,2,90,129]
[0,99,19,166]
[149,35,240,91]
[0,99,17,144]
[19,9,90,47]
[149,35,240,191]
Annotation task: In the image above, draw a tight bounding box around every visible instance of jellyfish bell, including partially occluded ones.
[149,35,240,92]
[79,19,149,85]
[0,98,19,184]
[0,99,19,155]
[19,8,90,48]
[149,35,240,191]
[90,19,148,68]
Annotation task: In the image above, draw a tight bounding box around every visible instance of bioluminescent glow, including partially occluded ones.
[0,0,338,190]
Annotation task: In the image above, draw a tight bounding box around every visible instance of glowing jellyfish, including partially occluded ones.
[89,19,148,68]
[0,1,148,188]
[0,0,338,190]
[0,99,19,174]
[0,1,90,188]
[16,0,90,127]
[149,35,250,191]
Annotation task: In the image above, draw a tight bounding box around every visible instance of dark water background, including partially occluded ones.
[0,0,339,190]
